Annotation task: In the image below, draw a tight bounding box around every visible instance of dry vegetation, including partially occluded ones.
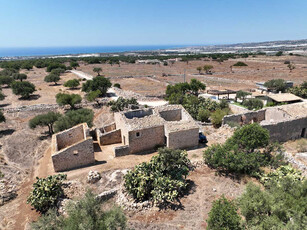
[0,54,306,229]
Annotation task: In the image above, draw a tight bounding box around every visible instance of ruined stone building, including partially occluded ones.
[97,105,200,156]
[52,123,95,172]
[223,102,307,142]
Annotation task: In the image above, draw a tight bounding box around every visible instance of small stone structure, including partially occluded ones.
[52,123,95,172]
[223,102,307,142]
[98,105,199,156]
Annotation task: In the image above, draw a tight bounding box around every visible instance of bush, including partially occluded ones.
[207,196,242,230]
[113,83,121,88]
[0,110,5,123]
[50,68,66,76]
[239,179,307,229]
[44,74,61,85]
[284,60,290,64]
[11,81,36,98]
[275,51,283,56]
[63,79,80,89]
[242,98,263,110]
[56,93,82,109]
[226,123,269,152]
[29,112,62,135]
[203,124,280,175]
[210,108,229,128]
[46,63,66,72]
[27,174,67,213]
[54,108,94,132]
[31,190,127,230]
[82,76,112,96]
[108,97,139,112]
[124,148,191,203]
[296,138,307,152]
[197,108,211,122]
[260,165,304,187]
[233,62,248,66]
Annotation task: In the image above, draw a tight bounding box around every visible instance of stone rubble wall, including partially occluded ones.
[114,145,130,157]
[97,129,122,146]
[262,117,307,142]
[128,126,165,154]
[167,128,199,149]
[223,109,266,125]
[56,125,85,151]
[52,138,95,172]
[159,109,182,121]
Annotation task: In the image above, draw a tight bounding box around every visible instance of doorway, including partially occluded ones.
[301,128,306,138]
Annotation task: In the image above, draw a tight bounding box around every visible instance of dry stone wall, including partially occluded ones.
[167,128,199,149]
[56,125,85,151]
[52,138,95,172]
[223,110,266,125]
[97,129,122,146]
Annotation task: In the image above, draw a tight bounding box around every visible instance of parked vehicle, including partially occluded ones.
[199,132,208,144]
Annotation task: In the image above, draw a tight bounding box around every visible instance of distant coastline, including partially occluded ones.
[0,45,191,58]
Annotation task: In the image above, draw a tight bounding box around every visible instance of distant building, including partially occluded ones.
[253,92,303,105]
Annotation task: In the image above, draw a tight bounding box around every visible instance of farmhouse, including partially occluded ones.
[97,105,200,156]
[51,123,95,172]
[223,102,307,142]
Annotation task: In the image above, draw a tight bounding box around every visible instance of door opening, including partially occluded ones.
[301,128,306,138]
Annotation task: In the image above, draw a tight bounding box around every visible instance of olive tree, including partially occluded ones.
[44,74,61,85]
[93,67,102,76]
[11,81,36,99]
[56,93,82,109]
[29,112,62,135]
[63,79,80,89]
[12,73,27,81]
[82,76,112,96]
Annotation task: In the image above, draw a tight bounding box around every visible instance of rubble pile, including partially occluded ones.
[87,171,101,184]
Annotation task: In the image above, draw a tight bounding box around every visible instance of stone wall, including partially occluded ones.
[114,145,130,157]
[52,138,95,172]
[128,126,165,154]
[223,110,266,125]
[56,125,85,151]
[97,129,122,146]
[101,123,116,133]
[229,104,249,114]
[159,109,182,121]
[262,117,307,142]
[167,128,199,149]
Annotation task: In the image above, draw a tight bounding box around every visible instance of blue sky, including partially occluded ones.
[0,0,306,47]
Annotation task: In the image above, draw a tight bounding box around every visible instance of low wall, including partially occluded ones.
[223,109,266,125]
[229,104,249,114]
[159,109,182,121]
[167,128,199,149]
[262,117,307,142]
[97,129,121,146]
[52,138,95,172]
[102,123,116,133]
[114,145,130,157]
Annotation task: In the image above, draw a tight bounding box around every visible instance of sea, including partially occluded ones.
[0,45,189,58]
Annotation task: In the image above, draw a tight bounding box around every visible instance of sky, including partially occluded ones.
[0,0,306,47]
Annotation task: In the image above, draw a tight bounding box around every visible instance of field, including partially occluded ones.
[0,54,306,229]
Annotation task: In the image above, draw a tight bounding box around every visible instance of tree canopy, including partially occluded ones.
[11,81,36,99]
[82,76,112,96]
[29,112,62,135]
[264,79,287,93]
[56,93,82,109]
[12,73,27,81]
[63,79,80,89]
[44,74,61,85]
[93,67,102,76]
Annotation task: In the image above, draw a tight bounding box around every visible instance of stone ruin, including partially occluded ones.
[223,102,307,142]
[97,105,200,157]
[51,123,95,172]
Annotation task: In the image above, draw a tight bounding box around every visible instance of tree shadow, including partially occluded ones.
[48,83,62,86]
[19,94,41,101]
[0,103,10,108]
[0,129,15,138]
[67,87,81,91]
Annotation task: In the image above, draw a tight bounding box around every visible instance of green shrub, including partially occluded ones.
[124,148,191,203]
[31,190,127,230]
[197,108,211,122]
[207,195,242,230]
[203,124,281,175]
[63,79,80,89]
[260,165,304,187]
[264,79,286,93]
[0,76,14,87]
[54,108,94,132]
[242,98,263,110]
[27,174,67,213]
[210,108,229,128]
[113,83,121,88]
[0,110,5,123]
[296,138,307,152]
[108,97,139,112]
[12,73,27,81]
[233,62,248,66]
